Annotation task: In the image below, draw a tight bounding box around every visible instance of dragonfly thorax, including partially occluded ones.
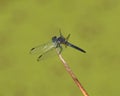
[57,36,66,44]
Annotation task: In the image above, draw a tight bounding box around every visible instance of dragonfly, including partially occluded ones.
[30,29,86,61]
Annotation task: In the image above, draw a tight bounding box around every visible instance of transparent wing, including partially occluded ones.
[30,41,57,61]
[37,47,56,61]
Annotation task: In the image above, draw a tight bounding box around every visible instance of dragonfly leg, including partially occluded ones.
[58,45,63,54]
[56,43,63,54]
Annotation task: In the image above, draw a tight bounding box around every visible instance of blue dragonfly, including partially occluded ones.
[30,30,86,61]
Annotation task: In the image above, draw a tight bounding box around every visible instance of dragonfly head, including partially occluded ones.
[52,36,57,42]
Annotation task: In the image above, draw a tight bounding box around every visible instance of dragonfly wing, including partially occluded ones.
[30,41,57,61]
[37,47,56,61]
[30,41,56,55]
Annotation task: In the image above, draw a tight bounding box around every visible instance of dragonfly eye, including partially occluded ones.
[52,36,57,42]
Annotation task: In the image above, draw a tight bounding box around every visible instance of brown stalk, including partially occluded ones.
[56,50,89,96]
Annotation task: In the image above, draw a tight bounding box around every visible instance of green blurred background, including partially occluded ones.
[0,0,120,96]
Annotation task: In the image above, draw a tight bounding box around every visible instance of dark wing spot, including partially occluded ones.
[37,55,42,61]
[31,48,35,51]
[29,48,35,54]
